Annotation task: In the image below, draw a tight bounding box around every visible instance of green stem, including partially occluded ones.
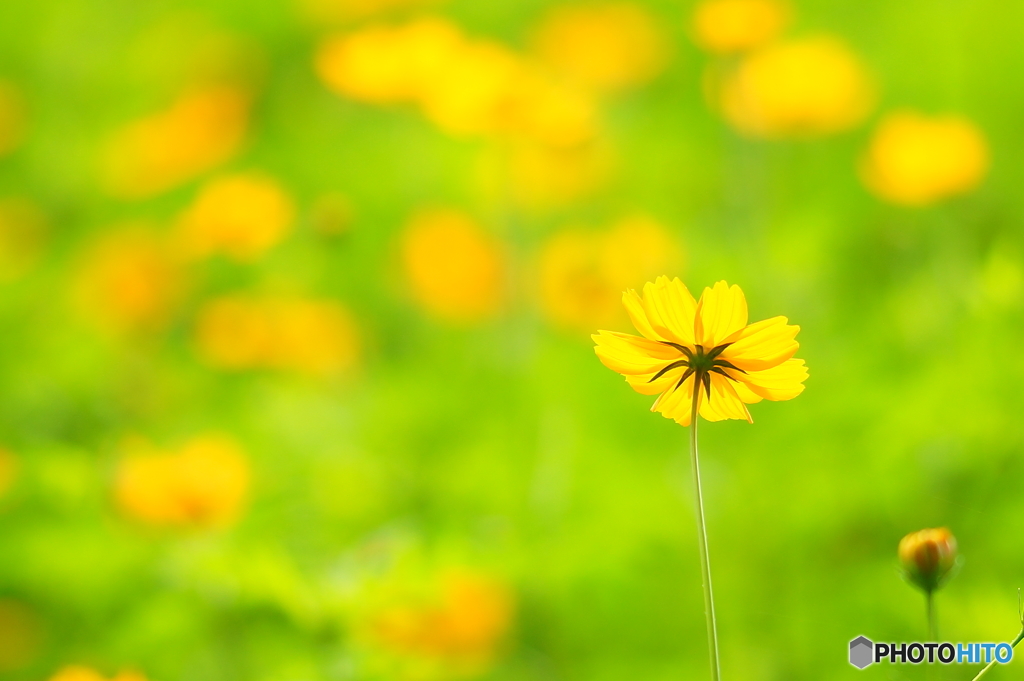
[689,378,721,681]
[969,629,1024,680]
[928,591,937,641]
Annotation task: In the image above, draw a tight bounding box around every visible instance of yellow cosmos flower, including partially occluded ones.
[860,111,989,206]
[115,434,250,529]
[593,277,807,424]
[898,527,958,594]
[175,172,295,262]
[531,2,669,93]
[48,668,148,681]
[356,570,514,680]
[400,208,505,323]
[194,295,360,376]
[74,225,186,335]
[692,0,789,55]
[539,217,680,333]
[717,36,874,138]
[101,85,251,199]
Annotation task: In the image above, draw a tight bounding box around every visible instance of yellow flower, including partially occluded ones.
[531,3,669,93]
[401,208,505,323]
[494,139,613,210]
[0,80,26,158]
[861,111,989,206]
[691,0,790,54]
[898,527,958,593]
[593,278,807,424]
[358,571,514,678]
[271,298,361,375]
[48,667,148,681]
[101,85,251,198]
[114,434,250,529]
[175,173,295,262]
[539,217,680,333]
[0,448,16,499]
[316,18,598,143]
[417,41,525,137]
[194,295,360,376]
[718,36,874,138]
[0,198,48,281]
[315,19,465,105]
[74,226,185,335]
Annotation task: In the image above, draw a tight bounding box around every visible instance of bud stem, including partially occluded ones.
[689,377,721,681]
[969,627,1024,680]
[927,591,937,641]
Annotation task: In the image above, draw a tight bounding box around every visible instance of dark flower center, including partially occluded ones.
[649,342,745,398]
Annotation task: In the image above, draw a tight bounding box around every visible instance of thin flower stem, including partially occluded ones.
[968,628,1024,680]
[689,380,721,681]
[927,591,937,641]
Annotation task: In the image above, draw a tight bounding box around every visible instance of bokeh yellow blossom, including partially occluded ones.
[418,41,526,136]
[0,80,25,158]
[899,527,958,593]
[195,295,360,376]
[75,226,185,335]
[506,75,598,148]
[0,448,16,499]
[115,434,250,529]
[594,278,807,424]
[0,198,48,281]
[718,36,874,138]
[0,600,41,672]
[48,667,148,681]
[401,208,505,323]
[861,111,989,206]
[539,216,681,333]
[532,3,669,93]
[101,85,251,198]
[359,571,514,679]
[316,18,597,142]
[477,139,613,211]
[315,19,465,105]
[176,173,295,262]
[692,0,790,54]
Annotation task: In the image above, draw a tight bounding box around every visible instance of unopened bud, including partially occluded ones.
[898,527,958,593]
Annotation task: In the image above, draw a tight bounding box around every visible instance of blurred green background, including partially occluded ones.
[0,0,1021,679]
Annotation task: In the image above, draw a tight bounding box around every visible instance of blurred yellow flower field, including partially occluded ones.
[0,0,1018,678]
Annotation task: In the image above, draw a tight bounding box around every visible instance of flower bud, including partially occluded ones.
[898,527,958,593]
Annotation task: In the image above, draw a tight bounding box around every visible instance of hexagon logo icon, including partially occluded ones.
[850,636,874,669]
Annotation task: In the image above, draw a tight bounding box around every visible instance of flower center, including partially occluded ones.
[648,342,745,398]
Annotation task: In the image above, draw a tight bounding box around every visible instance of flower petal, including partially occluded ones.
[640,276,698,346]
[731,378,763,404]
[622,289,665,341]
[592,330,679,375]
[626,366,685,395]
[695,281,748,348]
[652,372,696,426]
[699,373,752,422]
[720,316,800,371]
[739,358,808,401]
